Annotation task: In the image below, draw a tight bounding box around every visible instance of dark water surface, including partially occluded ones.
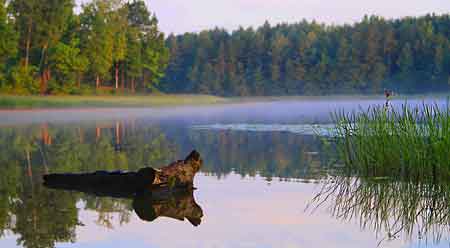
[0,98,449,248]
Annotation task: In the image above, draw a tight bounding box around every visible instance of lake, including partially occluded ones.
[0,97,449,248]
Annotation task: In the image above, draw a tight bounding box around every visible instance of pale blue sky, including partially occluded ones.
[77,0,450,34]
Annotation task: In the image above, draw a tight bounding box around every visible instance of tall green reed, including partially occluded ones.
[333,103,450,181]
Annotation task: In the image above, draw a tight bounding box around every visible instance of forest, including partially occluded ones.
[162,14,450,96]
[0,0,168,95]
[0,0,449,96]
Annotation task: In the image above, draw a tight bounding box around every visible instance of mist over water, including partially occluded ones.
[0,97,449,248]
[1,97,447,126]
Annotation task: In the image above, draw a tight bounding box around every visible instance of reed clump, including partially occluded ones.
[333,103,450,181]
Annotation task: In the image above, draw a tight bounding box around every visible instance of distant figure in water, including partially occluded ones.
[384,89,392,99]
[384,88,393,108]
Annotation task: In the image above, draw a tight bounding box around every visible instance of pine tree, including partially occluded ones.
[397,42,414,74]
[9,0,37,70]
[49,38,88,92]
[110,2,128,90]
[125,27,142,93]
[80,0,115,89]
[0,0,18,86]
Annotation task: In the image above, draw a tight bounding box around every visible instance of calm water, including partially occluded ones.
[0,98,449,248]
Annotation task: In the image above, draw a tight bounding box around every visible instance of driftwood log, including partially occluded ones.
[43,150,202,193]
[153,150,202,188]
[43,150,204,226]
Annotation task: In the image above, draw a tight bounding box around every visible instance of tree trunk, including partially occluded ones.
[24,18,32,70]
[142,71,146,92]
[40,75,45,95]
[115,63,119,89]
[115,121,120,146]
[39,44,49,95]
[121,63,125,92]
[40,68,50,95]
[96,75,100,89]
[76,72,81,88]
[131,77,135,93]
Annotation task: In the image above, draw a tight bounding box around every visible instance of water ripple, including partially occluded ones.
[191,123,336,136]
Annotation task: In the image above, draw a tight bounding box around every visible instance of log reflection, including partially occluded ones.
[44,183,203,227]
[133,189,203,226]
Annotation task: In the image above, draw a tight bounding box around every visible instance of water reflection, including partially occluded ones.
[45,179,204,227]
[4,117,450,247]
[0,120,332,248]
[184,129,334,180]
[310,175,450,246]
[132,190,203,227]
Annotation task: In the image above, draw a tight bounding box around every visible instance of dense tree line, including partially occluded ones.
[1,0,449,96]
[161,14,450,96]
[0,0,168,95]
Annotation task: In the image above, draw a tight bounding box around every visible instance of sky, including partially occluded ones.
[76,0,450,35]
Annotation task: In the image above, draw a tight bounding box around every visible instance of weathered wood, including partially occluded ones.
[153,150,202,188]
[43,168,156,195]
[43,150,202,191]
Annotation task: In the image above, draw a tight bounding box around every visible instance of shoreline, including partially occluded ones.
[0,94,229,110]
[0,94,448,110]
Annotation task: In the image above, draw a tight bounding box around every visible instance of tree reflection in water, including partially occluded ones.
[0,120,333,248]
[0,122,180,248]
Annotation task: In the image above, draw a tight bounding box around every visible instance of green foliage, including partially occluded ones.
[34,0,74,46]
[1,2,449,96]
[8,0,37,63]
[80,0,115,80]
[0,0,18,84]
[163,14,450,96]
[111,3,128,63]
[8,64,39,94]
[126,0,151,26]
[397,42,414,74]
[75,0,167,92]
[125,28,143,78]
[49,39,88,94]
[10,0,74,94]
[333,103,450,181]
[141,21,169,91]
[0,0,168,95]
[142,40,168,90]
